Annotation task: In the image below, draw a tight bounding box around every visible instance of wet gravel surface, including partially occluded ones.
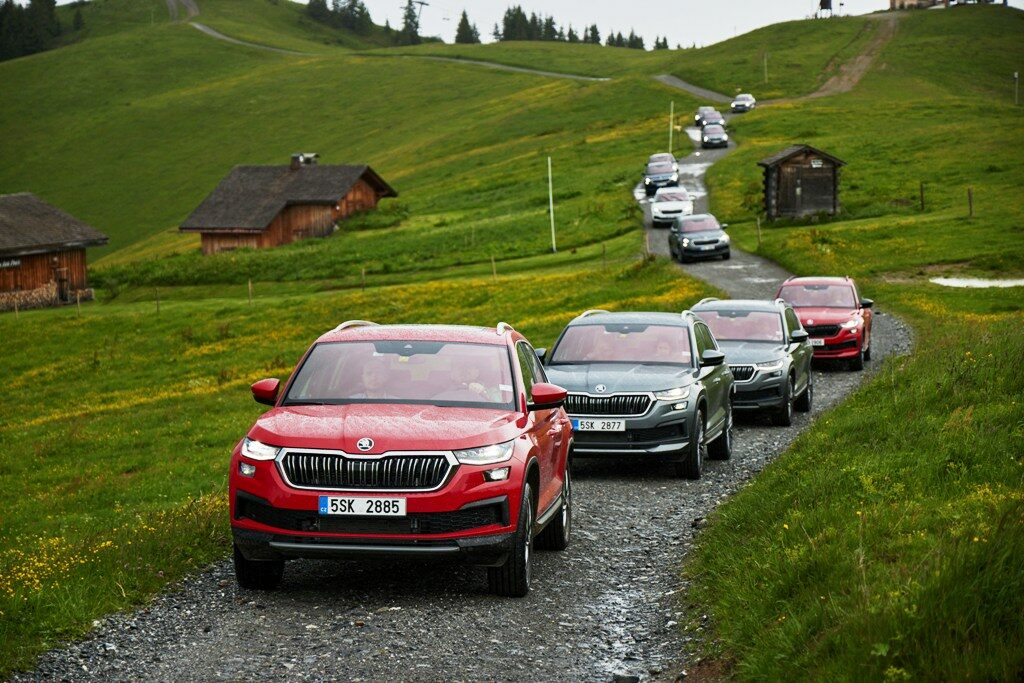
[15,126,912,683]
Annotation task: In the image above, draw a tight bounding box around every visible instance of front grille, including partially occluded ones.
[280,453,452,490]
[805,324,840,337]
[693,239,719,246]
[729,365,755,381]
[659,209,682,215]
[236,495,503,535]
[574,423,686,445]
[566,393,651,416]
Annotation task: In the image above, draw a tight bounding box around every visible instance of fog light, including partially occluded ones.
[484,467,510,482]
[767,370,782,378]
[239,462,256,477]
[672,402,688,411]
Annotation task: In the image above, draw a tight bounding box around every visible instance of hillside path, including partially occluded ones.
[652,74,730,103]
[189,22,313,56]
[805,13,901,99]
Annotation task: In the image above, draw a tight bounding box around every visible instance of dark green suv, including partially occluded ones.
[692,298,813,426]
[539,310,734,479]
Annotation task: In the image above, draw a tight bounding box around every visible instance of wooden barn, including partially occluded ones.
[758,145,846,221]
[0,193,108,311]
[180,154,397,255]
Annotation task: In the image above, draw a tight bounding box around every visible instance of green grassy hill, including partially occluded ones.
[0,2,1022,678]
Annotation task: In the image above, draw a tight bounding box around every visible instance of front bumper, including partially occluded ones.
[701,139,728,148]
[570,408,689,457]
[733,380,785,411]
[680,242,729,260]
[810,332,862,359]
[652,212,684,226]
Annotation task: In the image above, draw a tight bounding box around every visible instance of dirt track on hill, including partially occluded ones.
[806,13,901,100]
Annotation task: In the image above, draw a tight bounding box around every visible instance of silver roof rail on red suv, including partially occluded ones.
[332,320,379,332]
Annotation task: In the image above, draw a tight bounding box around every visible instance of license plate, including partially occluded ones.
[318,496,406,516]
[810,338,825,347]
[572,419,626,432]
[700,245,715,250]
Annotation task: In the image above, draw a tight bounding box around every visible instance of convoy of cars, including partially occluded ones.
[228,93,874,597]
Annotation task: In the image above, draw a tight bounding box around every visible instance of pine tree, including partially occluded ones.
[399,0,419,45]
[587,25,600,45]
[566,26,578,43]
[454,9,479,44]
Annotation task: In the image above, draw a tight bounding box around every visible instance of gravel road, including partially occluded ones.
[15,118,912,683]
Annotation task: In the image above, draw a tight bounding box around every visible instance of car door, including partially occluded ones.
[516,342,563,516]
[783,306,811,393]
[694,322,727,435]
[853,282,873,348]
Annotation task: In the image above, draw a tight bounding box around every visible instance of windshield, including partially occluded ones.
[737,95,753,101]
[677,215,720,233]
[649,154,673,164]
[647,163,674,175]
[779,284,857,309]
[284,341,516,408]
[550,324,693,366]
[698,310,784,343]
[656,191,689,203]
[704,126,725,135]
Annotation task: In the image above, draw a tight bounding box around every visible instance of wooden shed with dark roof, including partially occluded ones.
[0,193,108,307]
[758,145,846,220]
[181,154,397,255]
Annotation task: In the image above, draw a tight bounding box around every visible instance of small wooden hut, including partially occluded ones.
[181,154,397,255]
[758,145,846,221]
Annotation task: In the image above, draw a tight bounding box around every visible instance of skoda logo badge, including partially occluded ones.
[356,437,374,452]
[807,319,815,325]
[595,384,607,394]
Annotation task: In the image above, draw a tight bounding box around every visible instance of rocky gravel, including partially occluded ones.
[14,123,912,683]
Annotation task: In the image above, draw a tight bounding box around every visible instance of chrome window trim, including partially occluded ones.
[276,448,459,493]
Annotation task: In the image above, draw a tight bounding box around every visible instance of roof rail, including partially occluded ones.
[774,297,788,306]
[694,297,719,307]
[496,322,515,335]
[579,309,610,318]
[332,320,379,332]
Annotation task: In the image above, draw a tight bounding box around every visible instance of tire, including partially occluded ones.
[488,484,534,597]
[669,243,678,262]
[233,545,283,591]
[850,344,865,371]
[708,401,732,460]
[864,331,872,361]
[537,467,571,551]
[676,409,705,479]
[772,376,795,426]
[722,250,731,261]
[794,370,813,413]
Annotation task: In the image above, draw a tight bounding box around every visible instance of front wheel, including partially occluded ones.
[488,484,534,597]
[708,401,732,460]
[722,250,731,261]
[794,371,813,413]
[676,410,705,479]
[537,467,571,551]
[772,376,794,426]
[233,545,283,591]
[850,344,866,371]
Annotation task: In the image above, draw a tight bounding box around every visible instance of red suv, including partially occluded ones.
[776,276,874,370]
[229,321,573,597]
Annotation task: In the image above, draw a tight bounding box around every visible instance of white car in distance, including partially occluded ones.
[651,187,693,228]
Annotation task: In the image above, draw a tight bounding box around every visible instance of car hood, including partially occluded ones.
[545,363,696,394]
[679,229,725,241]
[652,201,691,212]
[248,403,522,454]
[792,307,860,324]
[717,341,786,365]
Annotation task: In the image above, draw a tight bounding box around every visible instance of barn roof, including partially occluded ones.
[757,144,846,168]
[0,193,108,256]
[180,164,397,232]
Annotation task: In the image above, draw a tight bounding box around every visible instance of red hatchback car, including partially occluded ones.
[229,321,573,597]
[776,276,874,370]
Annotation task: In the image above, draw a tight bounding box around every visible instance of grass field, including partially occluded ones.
[1,1,1023,678]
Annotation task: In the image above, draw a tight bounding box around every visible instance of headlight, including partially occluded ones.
[841,320,860,330]
[654,386,691,401]
[703,136,709,142]
[755,359,785,371]
[644,178,651,184]
[720,234,730,243]
[722,134,729,140]
[454,440,514,465]
[241,437,280,461]
[681,238,690,247]
[670,173,679,182]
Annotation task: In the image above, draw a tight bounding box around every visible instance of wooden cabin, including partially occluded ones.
[180,154,398,255]
[758,145,846,221]
[0,193,108,311]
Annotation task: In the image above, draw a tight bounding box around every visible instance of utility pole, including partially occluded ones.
[548,157,557,253]
[668,101,674,155]
[413,0,428,23]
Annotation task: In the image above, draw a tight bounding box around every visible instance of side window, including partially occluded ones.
[693,324,710,357]
[698,323,717,352]
[516,343,537,401]
[528,347,548,384]
[784,308,802,335]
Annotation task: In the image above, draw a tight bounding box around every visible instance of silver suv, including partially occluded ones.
[538,310,734,479]
[691,298,813,426]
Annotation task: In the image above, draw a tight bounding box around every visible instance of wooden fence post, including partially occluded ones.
[76,290,81,317]
[968,187,974,217]
[643,232,650,259]
[757,215,762,247]
[919,181,925,212]
[13,297,18,319]
[247,278,253,305]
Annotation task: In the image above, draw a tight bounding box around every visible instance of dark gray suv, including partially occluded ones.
[538,310,734,479]
[692,298,813,426]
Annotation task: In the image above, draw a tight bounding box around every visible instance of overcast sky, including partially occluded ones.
[362,0,1022,47]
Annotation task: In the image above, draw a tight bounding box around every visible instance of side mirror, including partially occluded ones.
[251,378,280,406]
[701,349,726,367]
[535,347,547,363]
[721,223,729,230]
[528,382,567,411]
[790,329,809,343]
[860,298,874,309]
